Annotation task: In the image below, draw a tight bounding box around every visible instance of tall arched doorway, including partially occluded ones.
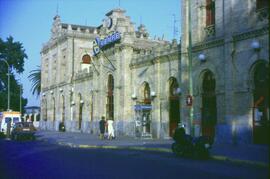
[168,77,180,137]
[61,95,65,123]
[142,82,151,134]
[107,75,114,120]
[201,71,217,143]
[42,98,47,121]
[252,62,269,144]
[90,92,93,122]
[78,93,83,130]
[52,97,56,122]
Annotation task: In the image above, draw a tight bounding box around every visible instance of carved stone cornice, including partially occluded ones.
[129,50,179,69]
[74,71,93,82]
[58,81,68,87]
[41,34,68,53]
[192,39,224,52]
[232,26,269,42]
[41,32,96,54]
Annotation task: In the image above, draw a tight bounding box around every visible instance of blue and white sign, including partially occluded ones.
[134,105,152,111]
[93,31,121,55]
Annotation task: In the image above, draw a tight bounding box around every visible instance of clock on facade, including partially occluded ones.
[105,17,113,29]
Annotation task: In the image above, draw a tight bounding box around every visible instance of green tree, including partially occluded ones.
[0,36,28,112]
[28,66,41,97]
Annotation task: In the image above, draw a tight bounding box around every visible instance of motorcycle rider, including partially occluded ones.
[172,125,211,158]
[173,126,191,145]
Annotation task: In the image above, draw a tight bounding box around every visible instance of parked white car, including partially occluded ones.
[0,111,22,135]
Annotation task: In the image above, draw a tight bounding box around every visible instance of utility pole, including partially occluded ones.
[188,0,194,135]
[0,58,10,111]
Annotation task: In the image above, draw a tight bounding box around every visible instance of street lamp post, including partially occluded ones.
[0,58,10,111]
[188,0,194,135]
[18,80,22,113]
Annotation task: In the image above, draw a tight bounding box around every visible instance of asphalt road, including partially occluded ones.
[0,139,268,179]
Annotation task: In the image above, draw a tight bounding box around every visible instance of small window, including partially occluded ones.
[5,117,11,123]
[206,0,215,26]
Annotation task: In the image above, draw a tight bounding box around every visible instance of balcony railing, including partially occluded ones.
[256,7,269,21]
[204,24,215,37]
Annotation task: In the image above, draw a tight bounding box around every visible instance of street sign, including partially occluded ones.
[134,105,152,111]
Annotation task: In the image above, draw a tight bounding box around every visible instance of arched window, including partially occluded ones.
[78,93,83,130]
[252,62,269,144]
[201,70,216,143]
[143,82,151,104]
[52,97,56,122]
[169,77,179,99]
[206,0,215,26]
[82,54,91,64]
[168,77,180,137]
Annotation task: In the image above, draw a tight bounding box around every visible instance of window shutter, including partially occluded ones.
[206,0,212,26]
[206,0,215,26]
[257,0,269,10]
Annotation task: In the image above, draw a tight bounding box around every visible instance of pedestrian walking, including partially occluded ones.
[99,116,106,139]
[107,118,115,140]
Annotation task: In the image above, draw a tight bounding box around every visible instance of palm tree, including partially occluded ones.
[28,66,41,97]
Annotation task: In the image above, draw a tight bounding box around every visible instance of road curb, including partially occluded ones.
[57,141,172,153]
[210,155,269,168]
[38,137,269,169]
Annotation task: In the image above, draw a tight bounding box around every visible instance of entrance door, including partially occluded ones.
[169,77,180,137]
[252,63,269,144]
[169,99,180,137]
[107,75,114,121]
[201,71,217,143]
[62,96,65,123]
[79,104,82,130]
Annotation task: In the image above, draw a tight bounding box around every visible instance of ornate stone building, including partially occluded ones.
[40,9,181,139]
[181,0,269,144]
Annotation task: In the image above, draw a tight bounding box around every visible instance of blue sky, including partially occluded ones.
[0,0,181,107]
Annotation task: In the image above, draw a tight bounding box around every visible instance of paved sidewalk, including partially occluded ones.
[35,130,269,168]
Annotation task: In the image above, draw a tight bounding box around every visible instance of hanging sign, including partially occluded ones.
[134,105,152,111]
[93,31,121,55]
[186,95,193,106]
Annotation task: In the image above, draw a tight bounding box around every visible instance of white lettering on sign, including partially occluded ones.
[92,31,121,55]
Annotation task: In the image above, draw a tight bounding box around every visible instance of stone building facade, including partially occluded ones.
[181,0,269,144]
[40,9,181,139]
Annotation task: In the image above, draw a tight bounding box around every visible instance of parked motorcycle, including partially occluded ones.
[171,127,211,159]
[59,122,65,132]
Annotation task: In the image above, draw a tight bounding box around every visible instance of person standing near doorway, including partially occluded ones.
[99,116,106,139]
[107,118,115,140]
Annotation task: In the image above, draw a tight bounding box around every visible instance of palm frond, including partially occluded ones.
[28,66,41,97]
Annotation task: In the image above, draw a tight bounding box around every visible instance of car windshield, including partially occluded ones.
[5,117,12,123]
[13,117,20,123]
